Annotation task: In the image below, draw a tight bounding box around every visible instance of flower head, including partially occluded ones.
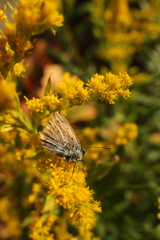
[0,36,14,76]
[0,80,16,111]
[49,167,101,230]
[13,60,26,77]
[24,97,45,113]
[0,5,7,22]
[115,123,138,145]
[87,72,133,104]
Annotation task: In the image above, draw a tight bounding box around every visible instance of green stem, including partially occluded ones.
[10,110,34,133]
[96,161,117,181]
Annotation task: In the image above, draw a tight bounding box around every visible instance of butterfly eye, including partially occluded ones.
[82,148,86,155]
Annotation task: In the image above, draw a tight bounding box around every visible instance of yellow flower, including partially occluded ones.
[43,92,61,111]
[32,183,41,193]
[115,137,128,146]
[0,5,7,22]
[56,81,68,98]
[75,80,88,103]
[23,148,36,159]
[3,21,16,37]
[67,88,78,102]
[124,123,138,139]
[12,38,33,59]
[57,72,82,102]
[65,79,88,104]
[19,132,30,144]
[49,167,101,230]
[29,214,57,240]
[117,0,132,26]
[78,88,88,103]
[70,200,101,230]
[25,71,132,114]
[29,133,42,148]
[41,1,64,29]
[0,80,16,111]
[115,123,138,146]
[28,183,42,203]
[87,72,133,104]
[88,74,105,93]
[157,212,160,219]
[25,91,62,114]
[28,194,36,204]
[0,36,14,76]
[79,127,98,143]
[91,0,160,73]
[13,61,26,77]
[14,148,23,161]
[4,0,63,40]
[62,72,79,86]
[2,0,63,65]
[24,96,45,113]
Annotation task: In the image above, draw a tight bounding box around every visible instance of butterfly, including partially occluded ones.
[39,111,86,168]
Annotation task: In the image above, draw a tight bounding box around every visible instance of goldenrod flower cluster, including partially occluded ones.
[77,123,138,163]
[49,167,101,230]
[0,5,7,22]
[115,123,138,146]
[13,61,26,77]
[91,0,160,73]
[0,0,63,78]
[0,129,41,238]
[50,212,101,240]
[29,214,57,240]
[0,36,14,75]
[25,71,133,116]
[0,79,16,111]
[4,0,63,51]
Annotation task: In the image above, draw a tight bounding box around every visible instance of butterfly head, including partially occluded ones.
[63,148,86,163]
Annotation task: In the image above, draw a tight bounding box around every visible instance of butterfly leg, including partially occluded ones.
[54,158,61,170]
[77,162,81,172]
[82,160,85,172]
[72,162,77,176]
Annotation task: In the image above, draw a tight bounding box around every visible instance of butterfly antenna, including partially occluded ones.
[85,147,111,149]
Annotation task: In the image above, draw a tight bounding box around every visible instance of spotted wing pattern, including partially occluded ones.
[39,111,81,158]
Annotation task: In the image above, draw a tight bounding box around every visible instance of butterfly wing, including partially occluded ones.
[39,111,81,158]
[55,111,81,150]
